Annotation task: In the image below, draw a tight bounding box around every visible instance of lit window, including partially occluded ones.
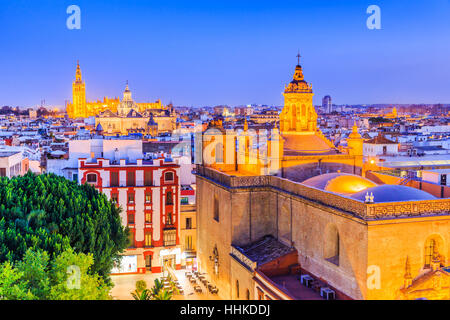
[145,212,152,223]
[163,229,176,246]
[145,232,152,247]
[128,232,135,248]
[145,193,152,203]
[128,213,135,225]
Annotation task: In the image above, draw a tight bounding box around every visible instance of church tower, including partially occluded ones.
[71,61,86,118]
[279,53,317,133]
[347,121,364,156]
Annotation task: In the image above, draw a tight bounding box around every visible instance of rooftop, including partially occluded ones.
[0,151,20,157]
[233,235,295,266]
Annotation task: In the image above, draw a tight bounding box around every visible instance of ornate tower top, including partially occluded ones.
[123,82,132,102]
[348,121,362,139]
[284,53,312,94]
[75,60,83,83]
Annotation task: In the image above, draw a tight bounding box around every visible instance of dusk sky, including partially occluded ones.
[1,0,450,108]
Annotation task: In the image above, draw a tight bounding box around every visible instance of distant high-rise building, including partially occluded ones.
[322,95,332,113]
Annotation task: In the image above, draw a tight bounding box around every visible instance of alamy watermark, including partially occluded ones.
[366,5,381,30]
[66,5,81,30]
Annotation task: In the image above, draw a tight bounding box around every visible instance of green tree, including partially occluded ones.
[0,261,34,300]
[49,248,111,300]
[16,249,50,299]
[0,172,129,283]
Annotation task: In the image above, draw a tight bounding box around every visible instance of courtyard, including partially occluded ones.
[111,269,221,300]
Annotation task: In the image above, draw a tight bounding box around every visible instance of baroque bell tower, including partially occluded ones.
[71,61,86,118]
[279,53,317,133]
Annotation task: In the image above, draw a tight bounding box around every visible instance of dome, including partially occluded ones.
[351,185,436,203]
[302,173,378,195]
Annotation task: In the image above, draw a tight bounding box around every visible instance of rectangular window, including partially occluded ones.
[128,213,135,225]
[0,168,6,177]
[128,232,135,248]
[145,231,152,247]
[181,197,189,204]
[166,212,173,225]
[166,192,173,205]
[144,170,152,186]
[111,193,118,203]
[145,192,152,203]
[186,217,192,229]
[214,195,219,222]
[110,171,119,187]
[145,212,152,224]
[163,229,176,246]
[186,235,193,250]
[87,173,97,183]
[127,171,135,187]
[128,193,135,204]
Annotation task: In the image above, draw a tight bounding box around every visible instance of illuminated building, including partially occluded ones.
[195,56,450,300]
[66,62,176,134]
[73,139,182,274]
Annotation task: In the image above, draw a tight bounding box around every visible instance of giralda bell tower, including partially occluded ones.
[71,61,86,118]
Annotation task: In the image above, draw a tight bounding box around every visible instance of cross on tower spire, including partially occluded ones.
[296,52,301,65]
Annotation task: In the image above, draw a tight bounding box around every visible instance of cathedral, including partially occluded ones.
[66,62,176,135]
[202,56,364,181]
[196,57,450,300]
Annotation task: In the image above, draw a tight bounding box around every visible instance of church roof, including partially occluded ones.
[232,235,295,266]
[282,132,338,155]
[350,185,436,203]
[98,109,117,118]
[126,110,143,118]
[365,134,397,145]
[401,268,450,295]
[302,173,377,195]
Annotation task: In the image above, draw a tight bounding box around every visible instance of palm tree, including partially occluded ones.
[131,280,150,300]
[150,278,164,297]
[152,290,172,300]
[131,288,152,300]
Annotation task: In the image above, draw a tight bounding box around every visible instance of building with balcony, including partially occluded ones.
[75,146,181,274]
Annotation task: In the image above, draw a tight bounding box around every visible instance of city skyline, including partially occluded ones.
[2,0,450,108]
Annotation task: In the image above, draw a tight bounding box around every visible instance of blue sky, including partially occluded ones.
[1,0,450,108]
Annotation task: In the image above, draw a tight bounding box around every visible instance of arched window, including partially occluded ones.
[87,173,97,183]
[236,280,239,299]
[324,224,340,266]
[165,171,174,182]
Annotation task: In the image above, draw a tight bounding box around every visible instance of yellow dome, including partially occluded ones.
[302,173,378,195]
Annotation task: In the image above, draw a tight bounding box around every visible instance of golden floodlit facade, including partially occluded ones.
[196,58,450,300]
[66,62,176,134]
